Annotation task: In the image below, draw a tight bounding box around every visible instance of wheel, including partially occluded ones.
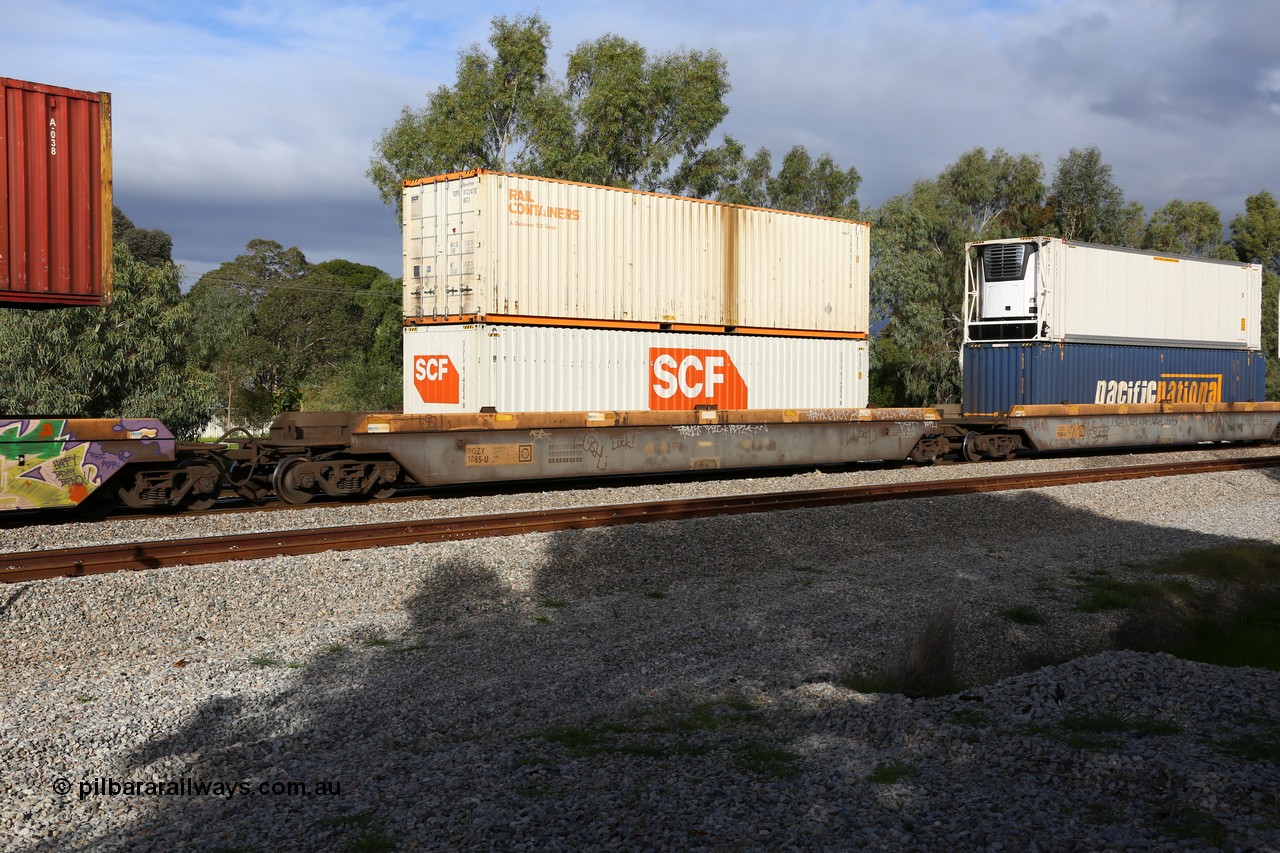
[961,433,984,464]
[178,459,222,511]
[370,463,403,499]
[272,456,315,505]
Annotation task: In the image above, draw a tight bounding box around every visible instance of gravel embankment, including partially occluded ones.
[1,460,1278,851]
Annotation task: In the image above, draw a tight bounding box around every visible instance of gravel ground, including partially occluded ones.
[1,459,1278,851]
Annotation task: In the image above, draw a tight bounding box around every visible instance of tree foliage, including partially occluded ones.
[1229,190,1280,399]
[1142,199,1233,258]
[870,148,1046,405]
[1231,190,1280,271]
[112,206,173,266]
[368,14,731,215]
[1049,146,1144,245]
[0,242,212,437]
[186,242,400,428]
[706,143,862,219]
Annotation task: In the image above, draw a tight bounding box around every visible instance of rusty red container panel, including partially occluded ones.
[1,77,112,307]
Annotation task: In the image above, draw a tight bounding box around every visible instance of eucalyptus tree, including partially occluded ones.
[1142,199,1234,258]
[870,147,1046,405]
[711,144,862,219]
[0,243,212,437]
[1049,146,1144,245]
[1230,190,1280,271]
[1229,190,1280,399]
[186,241,365,425]
[369,15,732,214]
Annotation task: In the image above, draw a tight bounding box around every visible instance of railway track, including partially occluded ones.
[4,454,1278,584]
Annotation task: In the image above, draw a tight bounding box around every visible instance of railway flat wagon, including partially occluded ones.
[0,77,112,307]
[955,237,1279,458]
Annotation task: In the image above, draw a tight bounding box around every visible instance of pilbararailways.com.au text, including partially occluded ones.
[53,777,343,801]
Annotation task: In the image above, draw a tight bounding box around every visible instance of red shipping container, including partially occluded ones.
[1,77,112,307]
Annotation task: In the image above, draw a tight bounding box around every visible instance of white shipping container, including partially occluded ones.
[402,170,870,334]
[403,324,868,414]
[965,237,1262,349]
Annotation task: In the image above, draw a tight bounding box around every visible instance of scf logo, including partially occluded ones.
[413,355,459,404]
[649,348,748,410]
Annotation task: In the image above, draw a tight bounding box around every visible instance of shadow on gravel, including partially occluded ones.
[46,482,1280,851]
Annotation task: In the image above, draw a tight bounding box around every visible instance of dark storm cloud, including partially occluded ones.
[7,0,1280,281]
[115,190,402,284]
[1022,2,1280,127]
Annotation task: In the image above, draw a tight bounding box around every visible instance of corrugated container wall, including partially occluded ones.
[965,238,1261,350]
[1,78,112,307]
[402,170,869,335]
[404,324,868,414]
[962,342,1268,415]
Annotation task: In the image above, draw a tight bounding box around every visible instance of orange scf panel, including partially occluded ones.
[1,77,113,308]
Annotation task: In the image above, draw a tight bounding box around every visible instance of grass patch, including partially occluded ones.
[316,812,375,829]
[950,708,990,727]
[540,598,568,609]
[322,642,349,655]
[1084,802,1122,825]
[248,655,287,668]
[1162,808,1228,847]
[1217,723,1280,764]
[1024,713,1183,750]
[844,606,959,698]
[342,833,398,853]
[734,744,802,779]
[525,696,786,773]
[1100,544,1280,671]
[645,590,667,599]
[998,605,1046,625]
[359,636,393,648]
[534,614,553,625]
[869,760,915,784]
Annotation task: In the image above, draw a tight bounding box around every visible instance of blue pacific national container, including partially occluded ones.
[962,342,1268,415]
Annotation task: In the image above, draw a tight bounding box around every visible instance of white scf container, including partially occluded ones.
[402,324,869,414]
[402,170,870,335]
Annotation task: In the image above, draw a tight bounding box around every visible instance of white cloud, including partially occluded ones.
[5,0,1280,279]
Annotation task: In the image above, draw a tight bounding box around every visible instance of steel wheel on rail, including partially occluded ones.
[271,455,315,505]
[961,433,985,464]
[178,458,222,511]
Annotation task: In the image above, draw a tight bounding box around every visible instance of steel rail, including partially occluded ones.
[4,454,1277,584]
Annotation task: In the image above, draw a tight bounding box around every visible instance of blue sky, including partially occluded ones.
[5,0,1279,283]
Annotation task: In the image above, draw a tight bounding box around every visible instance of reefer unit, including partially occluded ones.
[403,324,868,414]
[1,77,112,307]
[402,170,870,335]
[964,237,1261,350]
[962,342,1268,415]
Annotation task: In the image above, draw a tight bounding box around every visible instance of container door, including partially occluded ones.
[442,178,480,317]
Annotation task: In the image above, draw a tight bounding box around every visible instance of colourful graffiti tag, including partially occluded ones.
[0,418,173,511]
[1,419,97,509]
